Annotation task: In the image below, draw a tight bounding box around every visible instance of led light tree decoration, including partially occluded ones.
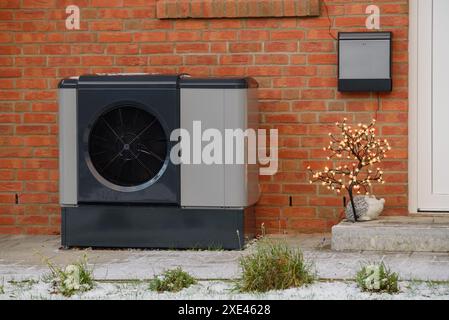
[307,118,391,222]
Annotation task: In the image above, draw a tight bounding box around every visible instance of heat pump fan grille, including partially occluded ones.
[88,105,167,187]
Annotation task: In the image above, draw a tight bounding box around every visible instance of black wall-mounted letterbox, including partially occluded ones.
[338,32,392,92]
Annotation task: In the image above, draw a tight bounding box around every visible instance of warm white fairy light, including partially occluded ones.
[308,118,390,197]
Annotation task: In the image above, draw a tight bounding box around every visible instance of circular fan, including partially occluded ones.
[88,105,167,188]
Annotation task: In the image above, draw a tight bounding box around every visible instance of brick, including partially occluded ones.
[90,21,123,31]
[265,42,297,52]
[15,33,47,43]
[32,102,57,112]
[255,207,281,218]
[221,55,253,65]
[0,137,23,146]
[308,54,337,65]
[116,56,148,66]
[185,55,217,65]
[203,31,237,41]
[16,79,47,89]
[301,89,335,99]
[0,46,20,55]
[230,43,262,53]
[0,68,21,77]
[271,30,305,40]
[25,159,58,169]
[283,207,316,218]
[23,113,56,124]
[17,170,49,181]
[0,125,13,135]
[98,32,132,42]
[15,57,46,66]
[255,54,289,65]
[248,66,282,76]
[25,227,59,235]
[176,43,208,53]
[283,66,317,76]
[239,30,269,41]
[24,136,57,147]
[17,215,49,225]
[258,195,289,206]
[265,113,298,123]
[150,55,182,65]
[65,33,96,43]
[300,41,335,52]
[48,56,80,66]
[279,149,308,159]
[91,0,123,7]
[22,0,56,8]
[81,56,114,66]
[134,32,166,42]
[0,91,21,100]
[0,216,15,224]
[289,219,328,231]
[0,0,20,8]
[0,182,22,192]
[210,19,242,30]
[25,181,58,192]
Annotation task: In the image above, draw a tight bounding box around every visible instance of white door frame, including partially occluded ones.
[409,0,449,213]
[408,0,419,213]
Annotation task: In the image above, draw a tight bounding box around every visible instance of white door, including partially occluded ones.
[417,0,449,211]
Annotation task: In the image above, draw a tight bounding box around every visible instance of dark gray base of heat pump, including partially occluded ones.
[61,205,247,250]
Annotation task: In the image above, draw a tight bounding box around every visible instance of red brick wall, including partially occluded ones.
[0,0,409,235]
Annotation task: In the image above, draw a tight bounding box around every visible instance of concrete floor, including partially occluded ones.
[0,234,448,282]
[333,216,449,252]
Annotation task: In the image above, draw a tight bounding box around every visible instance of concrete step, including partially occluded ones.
[332,216,449,252]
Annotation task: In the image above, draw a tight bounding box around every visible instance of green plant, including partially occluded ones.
[235,240,315,293]
[356,262,399,294]
[149,267,197,293]
[44,255,94,297]
[188,243,224,251]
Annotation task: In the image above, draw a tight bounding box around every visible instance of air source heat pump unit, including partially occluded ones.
[59,74,259,250]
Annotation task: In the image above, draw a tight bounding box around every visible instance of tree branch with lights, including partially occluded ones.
[308,118,391,222]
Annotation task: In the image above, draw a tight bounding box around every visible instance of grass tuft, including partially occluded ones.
[235,240,315,293]
[44,254,94,297]
[149,267,197,293]
[356,262,399,294]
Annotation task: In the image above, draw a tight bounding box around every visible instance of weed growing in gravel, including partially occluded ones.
[43,255,94,297]
[235,240,315,293]
[149,267,197,293]
[356,262,399,294]
[188,244,224,251]
[0,277,6,294]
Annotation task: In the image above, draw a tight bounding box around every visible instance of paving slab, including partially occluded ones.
[0,234,448,282]
[332,216,449,252]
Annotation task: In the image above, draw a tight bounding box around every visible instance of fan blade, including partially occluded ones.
[102,117,125,144]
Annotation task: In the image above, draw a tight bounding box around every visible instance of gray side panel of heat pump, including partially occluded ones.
[181,88,259,208]
[339,39,390,79]
[180,89,225,207]
[223,89,247,207]
[59,88,77,206]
